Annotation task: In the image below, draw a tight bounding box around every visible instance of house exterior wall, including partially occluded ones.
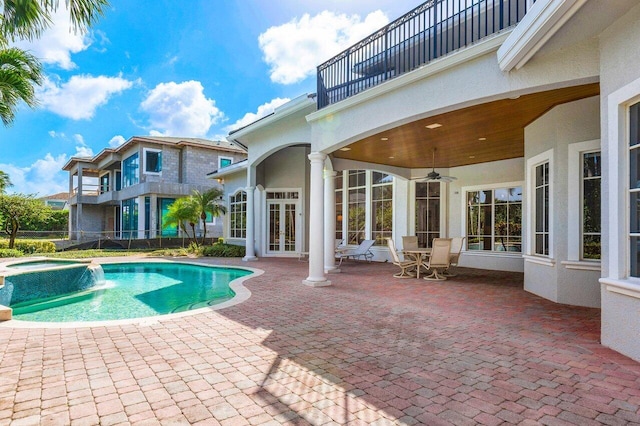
[524,96,601,307]
[599,3,640,361]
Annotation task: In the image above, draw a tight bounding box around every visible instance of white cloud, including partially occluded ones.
[38,74,133,120]
[13,7,91,70]
[108,135,126,148]
[0,154,68,196]
[226,97,291,132]
[140,81,225,137]
[258,10,389,84]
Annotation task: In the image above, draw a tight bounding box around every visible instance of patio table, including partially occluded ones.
[403,248,432,279]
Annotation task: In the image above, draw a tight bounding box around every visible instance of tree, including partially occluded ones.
[0,193,48,248]
[0,170,11,193]
[192,188,226,245]
[162,197,199,246]
[0,47,42,126]
[0,0,109,126]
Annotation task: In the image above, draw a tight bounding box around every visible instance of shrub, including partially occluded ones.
[0,239,56,253]
[0,248,23,258]
[202,243,245,258]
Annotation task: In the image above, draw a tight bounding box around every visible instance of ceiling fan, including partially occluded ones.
[414,148,457,182]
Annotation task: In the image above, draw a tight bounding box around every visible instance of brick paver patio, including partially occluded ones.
[1,257,640,425]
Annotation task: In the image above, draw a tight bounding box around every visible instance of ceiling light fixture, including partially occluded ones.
[425,123,442,129]
[381,137,389,141]
[339,147,351,151]
[478,137,487,141]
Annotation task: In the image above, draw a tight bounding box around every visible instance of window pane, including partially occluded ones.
[631,102,640,146]
[416,182,428,198]
[372,172,391,185]
[536,187,544,232]
[494,188,509,204]
[428,182,440,197]
[335,172,343,190]
[495,205,508,235]
[631,148,640,189]
[631,236,640,277]
[428,200,440,231]
[583,235,601,260]
[146,151,161,173]
[583,180,601,233]
[509,204,522,236]
[509,187,522,203]
[583,152,601,178]
[536,164,544,187]
[630,192,640,234]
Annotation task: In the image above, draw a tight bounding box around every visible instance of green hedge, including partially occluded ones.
[0,248,23,258]
[0,239,56,254]
[202,243,245,258]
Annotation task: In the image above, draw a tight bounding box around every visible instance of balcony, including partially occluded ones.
[317,0,534,109]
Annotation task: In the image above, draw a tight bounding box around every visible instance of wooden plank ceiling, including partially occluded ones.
[332,83,600,169]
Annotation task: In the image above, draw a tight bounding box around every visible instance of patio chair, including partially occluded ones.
[402,236,419,251]
[336,239,375,266]
[443,237,465,277]
[423,238,452,281]
[387,238,418,278]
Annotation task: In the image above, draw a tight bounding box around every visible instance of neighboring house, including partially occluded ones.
[63,136,246,241]
[41,192,69,210]
[210,0,640,362]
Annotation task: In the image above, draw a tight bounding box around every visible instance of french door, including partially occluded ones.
[266,191,300,255]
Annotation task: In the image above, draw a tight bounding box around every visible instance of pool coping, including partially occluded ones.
[0,257,264,329]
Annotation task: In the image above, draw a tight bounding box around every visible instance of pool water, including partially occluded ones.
[11,262,251,322]
[6,260,84,270]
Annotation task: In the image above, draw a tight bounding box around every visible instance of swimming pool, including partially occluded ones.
[5,262,253,322]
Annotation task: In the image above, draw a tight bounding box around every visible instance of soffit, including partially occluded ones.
[332,83,599,169]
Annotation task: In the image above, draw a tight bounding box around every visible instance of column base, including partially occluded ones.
[325,266,341,274]
[302,278,332,287]
[242,256,258,262]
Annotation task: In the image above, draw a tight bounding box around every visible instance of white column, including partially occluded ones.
[324,170,340,273]
[137,195,145,239]
[304,152,331,286]
[243,186,258,261]
[76,166,84,240]
[149,194,158,238]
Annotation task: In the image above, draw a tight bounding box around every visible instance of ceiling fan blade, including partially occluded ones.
[439,176,457,182]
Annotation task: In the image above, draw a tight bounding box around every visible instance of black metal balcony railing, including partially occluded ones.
[317,0,534,109]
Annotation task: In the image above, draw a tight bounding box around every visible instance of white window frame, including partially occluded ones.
[143,148,162,175]
[600,76,640,299]
[218,156,234,170]
[228,189,247,239]
[460,181,524,255]
[564,140,601,270]
[525,149,554,263]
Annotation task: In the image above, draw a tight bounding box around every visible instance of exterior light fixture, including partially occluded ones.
[381,137,389,141]
[425,123,442,129]
[339,147,351,151]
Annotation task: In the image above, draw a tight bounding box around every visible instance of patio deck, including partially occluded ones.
[1,257,639,425]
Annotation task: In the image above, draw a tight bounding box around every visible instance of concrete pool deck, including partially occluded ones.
[1,256,639,425]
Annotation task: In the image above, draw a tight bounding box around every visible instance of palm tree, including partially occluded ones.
[0,47,42,126]
[192,188,227,245]
[1,0,109,43]
[0,0,108,126]
[162,197,199,246]
[0,170,12,193]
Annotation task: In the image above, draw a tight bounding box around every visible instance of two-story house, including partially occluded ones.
[211,0,640,362]
[63,136,246,241]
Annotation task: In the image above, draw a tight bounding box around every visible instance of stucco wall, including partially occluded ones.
[599,3,640,361]
[524,96,601,307]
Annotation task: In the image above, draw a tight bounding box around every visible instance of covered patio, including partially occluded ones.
[1,257,639,424]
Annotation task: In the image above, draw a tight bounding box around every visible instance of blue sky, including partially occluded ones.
[1,0,418,196]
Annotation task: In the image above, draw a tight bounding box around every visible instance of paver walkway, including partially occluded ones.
[1,257,640,425]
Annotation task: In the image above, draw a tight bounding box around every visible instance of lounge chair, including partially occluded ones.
[423,238,452,281]
[387,239,418,278]
[443,237,465,277]
[336,239,375,266]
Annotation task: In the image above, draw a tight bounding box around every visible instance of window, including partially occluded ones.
[144,148,162,174]
[535,163,550,255]
[122,153,139,187]
[347,170,366,244]
[630,102,640,277]
[582,151,601,259]
[122,197,138,239]
[229,191,247,238]
[335,174,343,242]
[416,182,440,248]
[158,198,177,237]
[219,156,233,169]
[115,171,122,191]
[99,174,109,194]
[371,172,393,246]
[466,186,522,252]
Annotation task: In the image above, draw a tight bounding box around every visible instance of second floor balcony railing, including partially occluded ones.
[317,0,535,109]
